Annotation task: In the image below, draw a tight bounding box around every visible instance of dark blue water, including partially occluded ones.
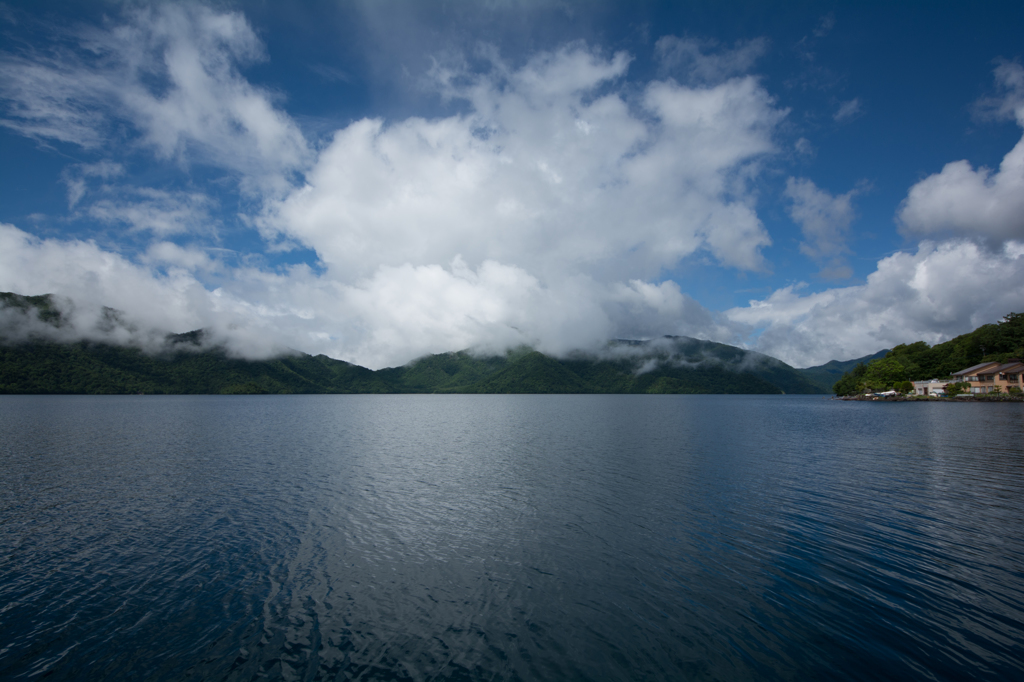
[1,395,1023,681]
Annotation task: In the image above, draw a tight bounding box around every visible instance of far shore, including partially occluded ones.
[834,394,1024,402]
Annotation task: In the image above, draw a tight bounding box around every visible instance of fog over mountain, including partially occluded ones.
[0,291,832,395]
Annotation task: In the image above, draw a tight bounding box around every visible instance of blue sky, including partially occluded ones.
[1,0,1023,368]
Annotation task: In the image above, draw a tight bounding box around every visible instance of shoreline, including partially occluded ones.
[834,394,1024,402]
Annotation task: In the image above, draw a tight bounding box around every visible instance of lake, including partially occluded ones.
[1,394,1022,681]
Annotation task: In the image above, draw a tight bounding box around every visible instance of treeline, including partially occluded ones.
[0,340,828,395]
[0,341,387,395]
[833,313,1024,395]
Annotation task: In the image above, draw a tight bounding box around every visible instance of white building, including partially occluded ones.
[913,379,947,396]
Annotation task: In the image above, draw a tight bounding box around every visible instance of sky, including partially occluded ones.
[1,0,1023,369]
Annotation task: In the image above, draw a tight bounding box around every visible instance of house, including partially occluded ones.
[951,359,1024,394]
[912,379,948,396]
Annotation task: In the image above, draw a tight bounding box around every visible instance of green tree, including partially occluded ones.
[830,311,1024,390]
[864,357,909,388]
[945,381,970,397]
[833,362,868,395]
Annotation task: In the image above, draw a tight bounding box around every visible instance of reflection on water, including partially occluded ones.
[1,395,1023,680]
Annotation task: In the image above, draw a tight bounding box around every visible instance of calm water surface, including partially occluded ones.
[1,395,1022,681]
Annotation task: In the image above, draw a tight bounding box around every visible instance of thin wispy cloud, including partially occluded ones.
[0,4,310,196]
[784,177,866,279]
[833,97,862,122]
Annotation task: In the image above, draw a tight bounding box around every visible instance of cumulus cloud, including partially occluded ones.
[0,3,310,195]
[264,43,783,282]
[4,10,796,368]
[727,239,1024,367]
[898,62,1024,243]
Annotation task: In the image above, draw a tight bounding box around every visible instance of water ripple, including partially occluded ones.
[1,395,1023,680]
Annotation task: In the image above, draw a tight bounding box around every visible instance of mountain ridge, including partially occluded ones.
[0,291,861,395]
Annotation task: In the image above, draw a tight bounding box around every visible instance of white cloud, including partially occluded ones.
[86,187,218,237]
[30,10,1009,374]
[606,279,740,343]
[0,55,110,148]
[265,43,783,282]
[974,60,1024,125]
[7,213,1021,373]
[727,239,1024,367]
[0,222,214,346]
[833,97,862,122]
[0,222,743,368]
[899,62,1024,243]
[813,14,836,39]
[59,162,216,236]
[142,241,223,272]
[0,4,310,195]
[655,36,768,84]
[784,177,860,278]
[62,161,125,208]
[4,21,795,368]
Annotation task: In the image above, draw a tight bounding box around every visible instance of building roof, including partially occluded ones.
[952,361,1002,376]
[994,360,1024,373]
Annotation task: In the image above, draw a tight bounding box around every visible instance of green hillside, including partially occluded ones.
[0,336,825,395]
[832,313,1024,395]
[1,291,828,395]
[795,349,890,393]
[0,339,391,395]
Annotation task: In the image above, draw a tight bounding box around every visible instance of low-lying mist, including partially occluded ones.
[1,291,788,376]
[0,293,296,360]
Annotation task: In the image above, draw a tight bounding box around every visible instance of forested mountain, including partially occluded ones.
[0,291,830,395]
[795,349,891,393]
[0,337,826,395]
[832,313,1024,395]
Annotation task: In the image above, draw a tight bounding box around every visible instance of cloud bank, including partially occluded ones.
[1,7,793,368]
[728,240,1024,366]
[1,5,1023,371]
[0,222,742,367]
